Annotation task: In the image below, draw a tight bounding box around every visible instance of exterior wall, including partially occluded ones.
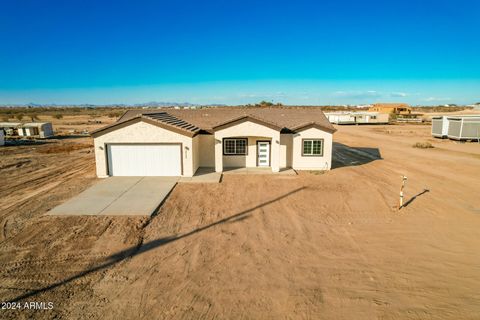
[198,134,215,167]
[292,127,333,170]
[93,121,194,177]
[214,121,281,172]
[192,135,200,174]
[280,134,292,168]
[0,130,4,146]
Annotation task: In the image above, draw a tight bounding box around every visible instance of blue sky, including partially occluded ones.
[1,0,479,105]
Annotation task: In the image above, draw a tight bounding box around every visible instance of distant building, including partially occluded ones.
[0,122,21,136]
[0,122,54,138]
[324,111,389,124]
[368,103,412,115]
[18,122,54,138]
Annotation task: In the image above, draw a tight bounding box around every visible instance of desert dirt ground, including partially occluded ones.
[1,122,480,319]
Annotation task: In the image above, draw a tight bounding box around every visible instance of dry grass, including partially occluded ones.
[412,141,434,149]
[38,143,92,154]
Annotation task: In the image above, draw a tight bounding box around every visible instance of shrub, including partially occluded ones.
[53,114,63,119]
[413,142,434,149]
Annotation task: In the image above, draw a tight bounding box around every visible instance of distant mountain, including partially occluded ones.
[0,102,228,108]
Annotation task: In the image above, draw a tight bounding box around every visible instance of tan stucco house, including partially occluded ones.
[91,108,336,177]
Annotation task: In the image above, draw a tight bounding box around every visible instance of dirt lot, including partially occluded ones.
[1,123,479,319]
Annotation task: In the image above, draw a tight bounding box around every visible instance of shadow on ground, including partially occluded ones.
[6,187,306,303]
[332,142,382,169]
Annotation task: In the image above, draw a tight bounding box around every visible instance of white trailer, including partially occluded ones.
[431,116,450,138]
[447,116,480,141]
[19,122,54,138]
[325,112,389,125]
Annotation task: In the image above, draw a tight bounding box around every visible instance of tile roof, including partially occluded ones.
[118,107,335,133]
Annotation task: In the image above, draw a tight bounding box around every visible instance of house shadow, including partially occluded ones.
[7,186,306,303]
[332,142,382,169]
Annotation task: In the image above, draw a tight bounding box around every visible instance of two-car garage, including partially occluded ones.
[106,144,182,177]
[92,116,198,178]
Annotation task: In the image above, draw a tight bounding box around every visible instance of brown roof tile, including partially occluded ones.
[118,107,335,132]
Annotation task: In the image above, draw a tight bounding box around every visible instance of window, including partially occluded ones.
[302,139,323,156]
[223,138,247,155]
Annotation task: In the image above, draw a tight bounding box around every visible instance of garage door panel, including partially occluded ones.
[107,144,181,176]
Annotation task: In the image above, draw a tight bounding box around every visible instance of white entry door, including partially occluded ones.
[257,141,270,167]
[107,144,181,176]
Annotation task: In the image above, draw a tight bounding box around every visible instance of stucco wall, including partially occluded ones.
[93,121,194,177]
[192,135,200,174]
[198,134,215,167]
[280,134,292,168]
[292,127,333,170]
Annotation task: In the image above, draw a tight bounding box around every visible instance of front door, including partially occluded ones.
[257,141,270,167]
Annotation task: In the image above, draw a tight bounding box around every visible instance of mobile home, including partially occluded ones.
[18,122,54,138]
[0,122,21,136]
[325,112,389,125]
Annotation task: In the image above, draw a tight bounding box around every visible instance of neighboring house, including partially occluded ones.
[325,112,389,124]
[369,103,412,115]
[0,129,4,146]
[18,122,54,138]
[91,108,336,177]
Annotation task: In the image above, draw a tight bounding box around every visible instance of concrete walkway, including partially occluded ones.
[179,167,221,183]
[48,177,178,216]
[222,167,297,175]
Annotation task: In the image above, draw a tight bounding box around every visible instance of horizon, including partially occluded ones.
[1,0,479,105]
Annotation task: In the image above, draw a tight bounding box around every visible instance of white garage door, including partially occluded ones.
[107,144,181,176]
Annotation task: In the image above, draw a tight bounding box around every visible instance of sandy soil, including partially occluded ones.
[0,124,479,319]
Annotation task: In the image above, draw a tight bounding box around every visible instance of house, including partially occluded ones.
[91,108,336,177]
[325,112,389,124]
[18,122,54,138]
[368,103,412,115]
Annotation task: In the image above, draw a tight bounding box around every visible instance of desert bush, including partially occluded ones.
[53,114,63,119]
[107,111,123,118]
[413,142,434,149]
[16,114,24,121]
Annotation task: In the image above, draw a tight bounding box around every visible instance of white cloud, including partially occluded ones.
[332,90,381,99]
[424,97,452,102]
[390,92,407,97]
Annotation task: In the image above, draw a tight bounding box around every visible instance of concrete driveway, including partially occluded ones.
[48,177,178,216]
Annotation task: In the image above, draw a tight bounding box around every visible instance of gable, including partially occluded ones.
[214,119,280,137]
[91,117,197,138]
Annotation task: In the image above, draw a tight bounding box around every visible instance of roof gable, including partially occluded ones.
[211,115,283,132]
[91,113,200,138]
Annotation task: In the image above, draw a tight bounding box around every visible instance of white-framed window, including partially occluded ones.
[302,139,323,156]
[223,138,247,155]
